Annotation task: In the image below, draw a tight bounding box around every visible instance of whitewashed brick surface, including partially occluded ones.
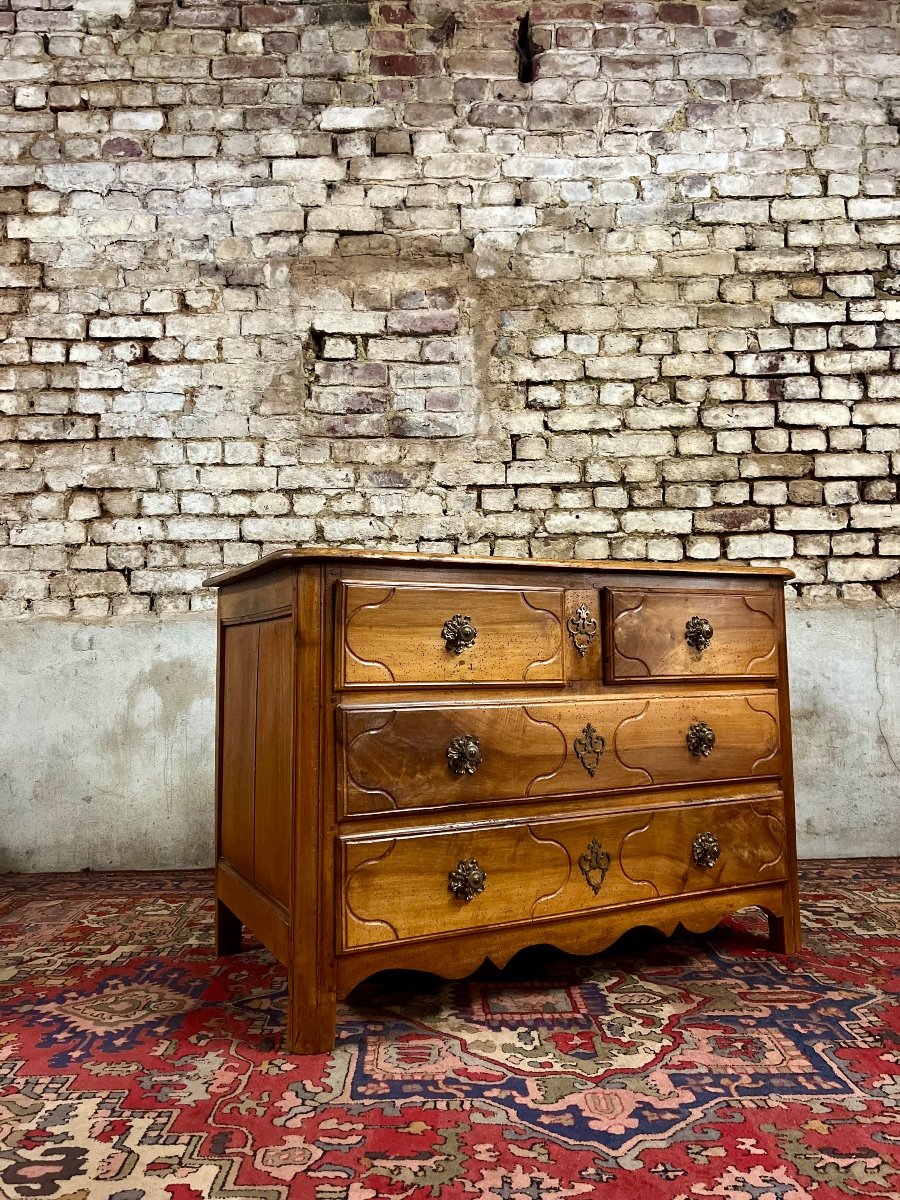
[0,0,899,614]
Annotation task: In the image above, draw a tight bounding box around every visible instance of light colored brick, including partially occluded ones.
[90,317,164,339]
[726,533,794,559]
[773,301,847,324]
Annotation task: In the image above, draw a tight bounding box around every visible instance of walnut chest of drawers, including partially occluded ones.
[205,549,801,1055]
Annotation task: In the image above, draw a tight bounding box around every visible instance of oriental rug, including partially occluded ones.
[0,861,897,1200]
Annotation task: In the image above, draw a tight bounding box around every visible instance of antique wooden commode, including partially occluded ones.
[205,549,801,1054]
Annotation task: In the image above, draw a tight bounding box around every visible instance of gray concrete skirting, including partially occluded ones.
[1,604,898,871]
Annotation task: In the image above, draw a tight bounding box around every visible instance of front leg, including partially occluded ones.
[215,898,243,956]
[767,883,802,955]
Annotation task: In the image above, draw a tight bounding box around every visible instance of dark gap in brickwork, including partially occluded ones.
[516,13,535,84]
[772,8,797,33]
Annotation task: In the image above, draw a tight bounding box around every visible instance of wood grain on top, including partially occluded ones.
[204,546,795,588]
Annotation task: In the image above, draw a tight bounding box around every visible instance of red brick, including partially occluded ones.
[102,137,143,159]
[372,30,409,51]
[425,392,461,412]
[820,1,883,23]
[658,3,700,25]
[468,4,526,22]
[375,79,413,101]
[263,32,298,53]
[370,54,439,77]
[379,4,416,25]
[243,3,309,28]
[211,56,282,78]
[531,3,598,18]
[387,312,459,334]
[600,2,655,21]
[172,7,239,29]
[593,25,628,46]
[556,26,594,48]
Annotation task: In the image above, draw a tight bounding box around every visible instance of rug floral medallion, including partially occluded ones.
[0,862,897,1200]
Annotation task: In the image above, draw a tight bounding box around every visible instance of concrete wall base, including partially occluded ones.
[1,604,897,871]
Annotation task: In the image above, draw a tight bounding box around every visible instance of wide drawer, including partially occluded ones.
[339,691,782,816]
[336,581,565,688]
[341,794,788,948]
[604,586,780,681]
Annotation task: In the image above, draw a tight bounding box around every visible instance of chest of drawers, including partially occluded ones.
[205,550,801,1055]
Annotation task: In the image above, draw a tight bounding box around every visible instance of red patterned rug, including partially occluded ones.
[0,863,898,1200]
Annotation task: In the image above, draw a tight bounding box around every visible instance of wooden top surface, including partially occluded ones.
[203,547,794,588]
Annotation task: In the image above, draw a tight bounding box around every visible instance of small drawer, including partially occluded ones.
[336,580,565,689]
[339,691,782,816]
[604,586,780,681]
[341,794,788,948]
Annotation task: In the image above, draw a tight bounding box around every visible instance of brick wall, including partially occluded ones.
[1,0,899,616]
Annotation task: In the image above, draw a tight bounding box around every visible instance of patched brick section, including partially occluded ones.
[301,284,477,438]
[0,0,899,615]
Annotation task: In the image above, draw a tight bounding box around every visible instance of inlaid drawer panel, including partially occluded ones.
[604,587,780,681]
[336,581,565,688]
[339,691,782,816]
[341,794,788,948]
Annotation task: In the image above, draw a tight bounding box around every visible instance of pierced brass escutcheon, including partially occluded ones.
[449,858,486,902]
[579,839,611,896]
[574,723,605,777]
[685,615,714,653]
[692,832,720,869]
[686,721,716,757]
[442,613,477,655]
[447,733,482,775]
[567,605,598,657]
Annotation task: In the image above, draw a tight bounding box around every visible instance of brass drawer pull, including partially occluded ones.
[449,858,486,901]
[447,734,482,775]
[692,832,720,868]
[685,615,714,653]
[579,839,611,895]
[442,613,477,654]
[567,605,598,657]
[687,721,716,757]
[574,723,605,777]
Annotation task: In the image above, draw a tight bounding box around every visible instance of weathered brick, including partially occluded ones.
[773,301,847,324]
[0,0,893,612]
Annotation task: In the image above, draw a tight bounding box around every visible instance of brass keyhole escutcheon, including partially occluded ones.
[579,839,611,896]
[442,614,477,654]
[686,721,716,757]
[567,605,598,657]
[692,832,720,869]
[449,858,486,902]
[685,615,714,653]
[574,723,605,777]
[447,734,482,775]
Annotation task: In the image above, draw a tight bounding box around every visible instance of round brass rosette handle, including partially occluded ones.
[692,832,720,869]
[442,613,477,654]
[449,858,487,902]
[685,615,714,653]
[447,734,482,775]
[686,721,716,757]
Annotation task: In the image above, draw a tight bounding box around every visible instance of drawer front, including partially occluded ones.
[604,587,780,681]
[337,581,565,688]
[341,794,788,948]
[339,691,782,816]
